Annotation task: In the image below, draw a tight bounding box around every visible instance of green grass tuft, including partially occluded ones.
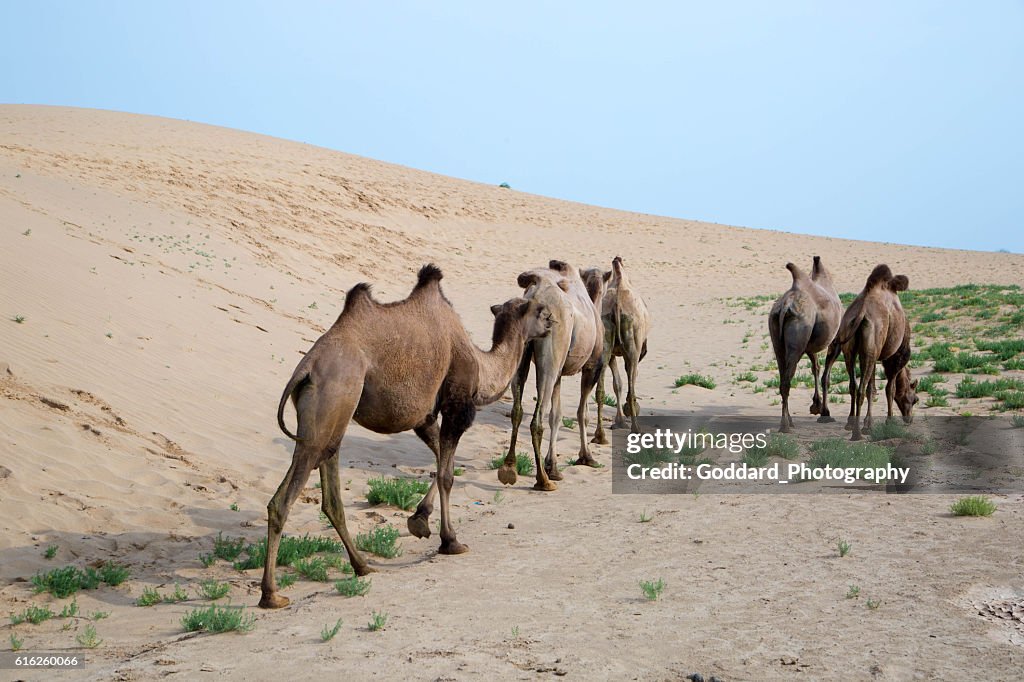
[806,439,893,477]
[489,452,534,475]
[367,610,388,631]
[639,578,665,601]
[674,373,716,389]
[181,605,255,634]
[869,420,911,441]
[949,495,997,517]
[294,557,330,582]
[366,477,430,511]
[136,587,162,607]
[321,618,343,642]
[232,534,345,571]
[10,604,55,625]
[334,576,372,597]
[355,526,402,558]
[197,580,231,600]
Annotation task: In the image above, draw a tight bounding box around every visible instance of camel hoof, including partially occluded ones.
[438,540,469,555]
[851,433,863,442]
[779,424,792,434]
[611,419,627,430]
[809,404,821,415]
[575,456,600,468]
[353,563,377,577]
[844,423,854,431]
[497,465,517,486]
[407,514,431,539]
[817,415,836,423]
[546,467,564,481]
[258,592,290,609]
[533,480,558,492]
[590,432,609,445]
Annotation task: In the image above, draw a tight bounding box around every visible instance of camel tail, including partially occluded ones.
[277,361,311,441]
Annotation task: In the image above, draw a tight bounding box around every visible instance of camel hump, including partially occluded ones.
[344,282,373,307]
[785,262,808,284]
[888,274,909,292]
[548,259,571,274]
[416,263,444,287]
[865,264,893,289]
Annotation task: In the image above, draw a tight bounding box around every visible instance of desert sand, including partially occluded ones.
[1,105,1022,681]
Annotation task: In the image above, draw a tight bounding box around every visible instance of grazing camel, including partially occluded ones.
[819,264,919,440]
[498,260,605,491]
[592,256,650,443]
[768,256,842,433]
[260,264,551,609]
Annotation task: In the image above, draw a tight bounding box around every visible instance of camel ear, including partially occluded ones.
[557,279,570,292]
[603,270,612,283]
[889,275,909,292]
[910,379,919,389]
[490,304,502,316]
[516,300,532,317]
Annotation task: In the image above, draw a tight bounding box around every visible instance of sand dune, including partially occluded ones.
[1,106,1022,680]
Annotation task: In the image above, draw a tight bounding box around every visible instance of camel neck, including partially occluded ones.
[474,327,526,406]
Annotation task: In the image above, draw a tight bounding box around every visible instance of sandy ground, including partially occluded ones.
[0,105,1022,681]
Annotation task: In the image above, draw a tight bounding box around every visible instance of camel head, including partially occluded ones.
[579,266,608,306]
[490,297,552,344]
[894,367,919,423]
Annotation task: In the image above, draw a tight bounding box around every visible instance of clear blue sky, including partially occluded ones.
[3,2,1022,252]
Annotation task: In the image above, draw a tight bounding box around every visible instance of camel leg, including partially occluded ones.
[320,451,375,577]
[625,349,641,433]
[818,341,841,423]
[408,421,440,538]
[591,358,609,445]
[808,351,822,415]
[852,356,876,441]
[499,347,532,486]
[437,406,472,555]
[545,376,564,480]
[259,447,319,609]
[844,353,858,431]
[575,359,603,466]
[530,362,558,492]
[778,344,803,433]
[609,356,627,429]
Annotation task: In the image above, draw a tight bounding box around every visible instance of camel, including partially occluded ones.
[818,264,919,440]
[591,256,650,443]
[497,260,605,491]
[768,256,842,433]
[260,264,552,609]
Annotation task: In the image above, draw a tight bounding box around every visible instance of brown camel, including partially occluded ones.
[819,264,919,440]
[768,256,842,433]
[498,260,605,491]
[260,264,551,609]
[592,256,650,443]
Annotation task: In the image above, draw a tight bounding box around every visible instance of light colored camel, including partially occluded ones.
[819,264,919,440]
[768,256,842,433]
[260,264,551,609]
[498,260,605,491]
[592,256,650,443]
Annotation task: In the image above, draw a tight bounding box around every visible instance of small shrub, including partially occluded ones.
[1011,415,1024,428]
[181,605,255,634]
[229,503,239,512]
[355,526,402,558]
[674,374,716,390]
[136,587,162,607]
[12,315,26,324]
[735,371,757,383]
[846,585,860,599]
[925,395,949,407]
[10,633,23,651]
[639,509,652,523]
[197,580,231,600]
[30,564,121,598]
[91,611,110,620]
[866,599,882,611]
[367,610,388,631]
[76,624,102,648]
[277,573,297,589]
[334,576,371,597]
[321,618,343,642]
[639,578,665,601]
[212,532,247,562]
[746,433,800,462]
[199,553,216,568]
[869,420,911,441]
[741,448,769,468]
[562,417,576,429]
[806,439,893,477]
[366,476,430,511]
[453,467,464,476]
[59,599,79,618]
[10,604,54,625]
[232,534,345,570]
[601,393,617,407]
[837,539,852,557]
[489,452,534,475]
[43,545,58,559]
[950,496,997,517]
[295,557,330,582]
[997,391,1024,410]
[163,583,188,603]
[98,562,130,586]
